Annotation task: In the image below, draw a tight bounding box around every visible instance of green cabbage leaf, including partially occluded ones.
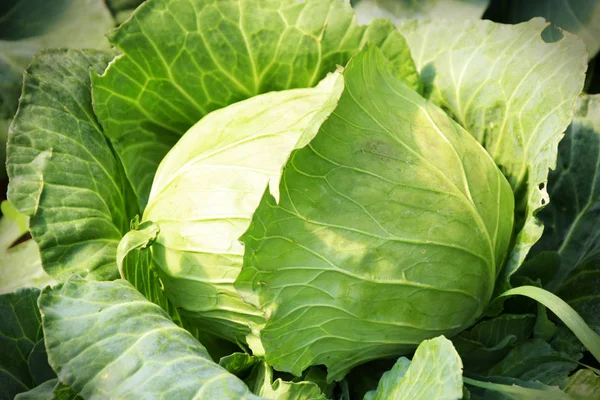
[236,46,514,380]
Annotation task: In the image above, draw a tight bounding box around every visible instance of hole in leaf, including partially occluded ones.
[541,24,564,43]
[541,198,547,206]
[539,182,545,190]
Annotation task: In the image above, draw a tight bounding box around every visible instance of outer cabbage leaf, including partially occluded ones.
[485,0,600,59]
[351,0,489,24]
[137,71,344,343]
[0,288,54,400]
[236,47,514,380]
[0,201,56,294]
[524,95,600,343]
[7,50,139,280]
[92,0,421,208]
[39,278,263,400]
[397,18,587,289]
[0,0,114,177]
[531,95,600,295]
[365,336,463,400]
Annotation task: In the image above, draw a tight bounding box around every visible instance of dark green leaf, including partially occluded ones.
[454,314,536,373]
[7,49,139,280]
[484,339,577,387]
[0,288,53,400]
[27,339,54,385]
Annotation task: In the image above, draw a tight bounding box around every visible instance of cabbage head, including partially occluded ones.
[133,46,514,381]
[138,72,345,343]
[235,47,515,381]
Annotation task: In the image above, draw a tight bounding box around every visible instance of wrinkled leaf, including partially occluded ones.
[92,0,421,207]
[398,18,587,289]
[365,336,463,400]
[7,50,139,280]
[237,46,514,380]
[39,278,262,399]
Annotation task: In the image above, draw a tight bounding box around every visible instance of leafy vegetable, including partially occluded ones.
[7,49,139,280]
[237,46,514,380]
[365,336,463,400]
[39,278,262,399]
[92,0,421,208]
[397,18,587,289]
[2,1,599,399]
[531,95,600,293]
[134,70,344,343]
